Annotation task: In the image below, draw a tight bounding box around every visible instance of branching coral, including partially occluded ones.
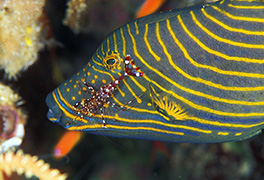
[0,150,67,180]
[0,0,46,79]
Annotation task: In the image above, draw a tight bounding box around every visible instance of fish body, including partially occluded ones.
[46,0,264,143]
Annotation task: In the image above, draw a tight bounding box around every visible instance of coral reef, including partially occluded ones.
[0,150,67,180]
[0,0,45,79]
[0,83,26,152]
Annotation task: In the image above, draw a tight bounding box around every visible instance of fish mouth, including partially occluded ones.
[45,92,62,122]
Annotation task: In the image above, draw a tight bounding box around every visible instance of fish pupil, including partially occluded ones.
[106,58,116,65]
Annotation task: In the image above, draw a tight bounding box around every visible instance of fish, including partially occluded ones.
[136,0,166,19]
[53,131,82,158]
[46,0,264,143]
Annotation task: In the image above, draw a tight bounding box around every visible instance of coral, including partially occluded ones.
[0,83,22,107]
[63,0,129,35]
[0,0,46,79]
[0,150,67,180]
[0,83,26,152]
[63,0,89,34]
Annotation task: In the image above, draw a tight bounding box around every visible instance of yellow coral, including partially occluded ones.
[0,83,21,106]
[0,0,45,79]
[0,150,67,180]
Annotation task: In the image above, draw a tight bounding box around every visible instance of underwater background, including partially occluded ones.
[1,0,264,179]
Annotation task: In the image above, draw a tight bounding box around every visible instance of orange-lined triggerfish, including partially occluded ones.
[46,0,264,143]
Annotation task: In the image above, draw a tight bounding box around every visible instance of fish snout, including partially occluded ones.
[46,93,62,122]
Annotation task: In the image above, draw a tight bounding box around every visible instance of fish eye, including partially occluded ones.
[106,58,116,65]
[103,52,123,73]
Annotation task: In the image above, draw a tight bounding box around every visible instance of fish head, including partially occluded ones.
[45,48,147,136]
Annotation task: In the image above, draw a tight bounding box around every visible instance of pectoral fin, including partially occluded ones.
[149,84,190,121]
